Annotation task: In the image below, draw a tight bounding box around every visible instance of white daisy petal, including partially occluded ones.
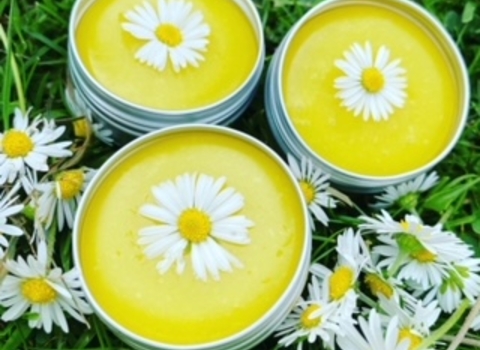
[122,23,156,40]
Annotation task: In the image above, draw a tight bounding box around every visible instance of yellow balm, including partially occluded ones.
[283,3,460,176]
[75,0,259,110]
[79,129,306,345]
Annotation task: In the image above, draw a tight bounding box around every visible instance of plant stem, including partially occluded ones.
[446,297,480,350]
[387,251,406,278]
[442,335,480,348]
[418,299,470,350]
[0,20,27,116]
[359,292,378,309]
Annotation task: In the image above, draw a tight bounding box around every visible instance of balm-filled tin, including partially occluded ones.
[73,125,311,350]
[67,0,265,144]
[265,0,469,193]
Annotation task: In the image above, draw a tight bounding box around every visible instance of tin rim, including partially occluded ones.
[73,124,311,350]
[68,0,265,117]
[274,0,469,184]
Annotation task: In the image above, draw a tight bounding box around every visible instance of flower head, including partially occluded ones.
[309,230,367,320]
[138,173,254,281]
[0,241,92,333]
[122,0,211,72]
[422,257,480,313]
[0,184,24,257]
[334,42,407,121]
[67,86,114,146]
[33,168,96,231]
[372,172,439,209]
[380,296,440,346]
[361,211,471,289]
[287,154,336,229]
[0,108,72,189]
[276,276,343,350]
[336,309,410,350]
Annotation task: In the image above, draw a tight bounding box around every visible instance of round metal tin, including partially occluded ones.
[67,0,265,144]
[73,125,311,350]
[265,0,469,193]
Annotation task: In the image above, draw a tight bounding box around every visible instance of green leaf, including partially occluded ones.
[462,1,477,23]
[473,214,480,234]
[443,10,461,32]
[0,322,32,350]
[423,175,480,212]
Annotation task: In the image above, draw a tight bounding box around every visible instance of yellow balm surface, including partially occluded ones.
[76,0,258,110]
[283,3,460,176]
[79,130,306,345]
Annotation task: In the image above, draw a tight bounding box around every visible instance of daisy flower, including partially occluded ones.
[336,309,410,350]
[372,172,439,209]
[34,168,96,231]
[0,184,24,257]
[122,0,211,72]
[310,235,363,323]
[276,276,343,350]
[422,257,480,313]
[364,213,469,289]
[0,108,72,189]
[138,173,254,281]
[0,240,92,333]
[334,41,407,122]
[310,264,357,321]
[287,154,336,229]
[380,296,440,349]
[67,87,114,146]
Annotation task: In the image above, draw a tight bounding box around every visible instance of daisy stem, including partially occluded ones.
[358,292,377,309]
[418,299,470,350]
[445,297,480,350]
[441,335,480,348]
[0,18,27,121]
[387,251,406,278]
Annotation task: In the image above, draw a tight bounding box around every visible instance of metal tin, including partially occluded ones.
[67,0,265,144]
[265,0,469,193]
[73,125,311,350]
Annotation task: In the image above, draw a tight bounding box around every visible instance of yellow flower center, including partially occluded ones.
[299,180,315,204]
[410,249,437,263]
[300,304,322,329]
[329,266,355,300]
[73,118,91,139]
[362,67,385,93]
[398,328,423,350]
[56,170,85,200]
[178,208,212,243]
[22,278,57,304]
[2,130,34,158]
[365,273,394,299]
[400,220,411,232]
[156,23,183,47]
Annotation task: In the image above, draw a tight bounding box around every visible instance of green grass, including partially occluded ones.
[1,0,480,349]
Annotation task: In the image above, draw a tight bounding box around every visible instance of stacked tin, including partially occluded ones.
[67,0,265,144]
